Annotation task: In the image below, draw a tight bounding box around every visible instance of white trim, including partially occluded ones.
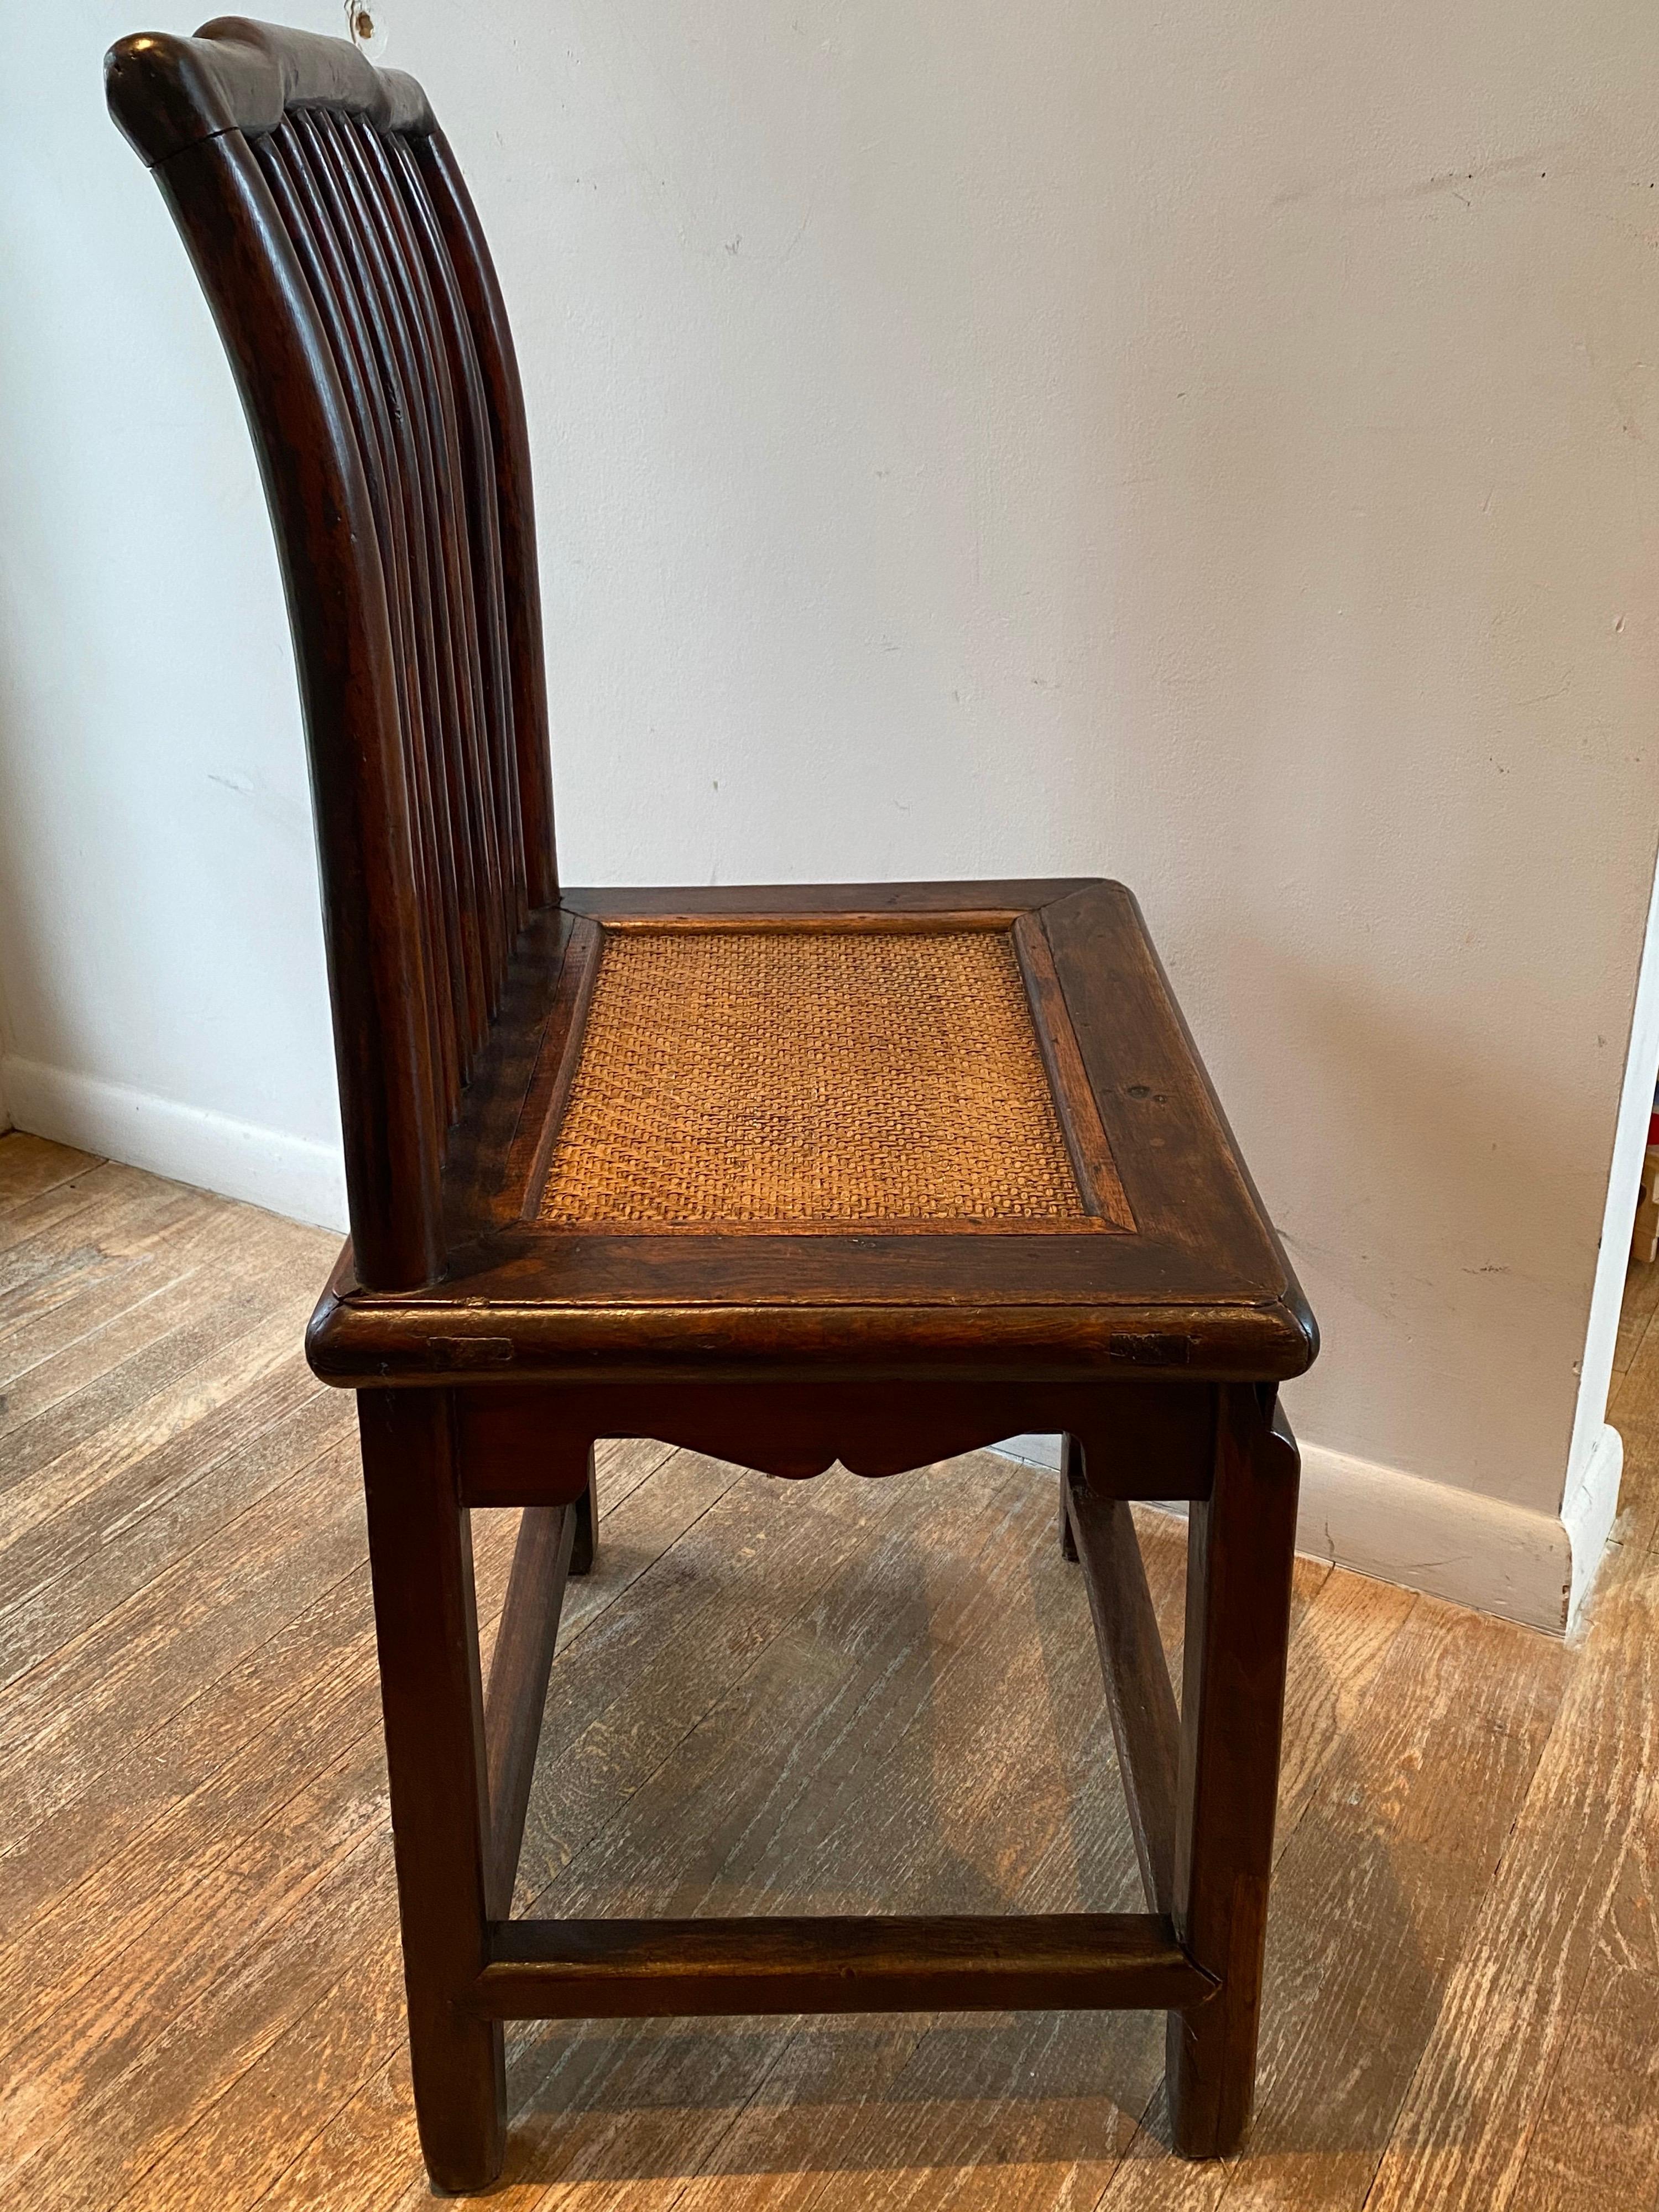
[1,1056,347,1232]
[1293,1441,1570,1633]
[1564,845,1659,1589]
[1562,1420,1623,1636]
[994,1432,1573,1634]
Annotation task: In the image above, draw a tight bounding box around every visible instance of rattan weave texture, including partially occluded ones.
[536,926,1092,1230]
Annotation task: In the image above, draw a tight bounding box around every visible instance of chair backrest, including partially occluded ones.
[106,17,557,1290]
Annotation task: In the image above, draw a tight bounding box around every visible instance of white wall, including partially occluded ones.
[3,2,1658,1626]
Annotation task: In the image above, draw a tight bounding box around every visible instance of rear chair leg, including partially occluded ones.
[1058,1435,1080,1559]
[1166,1385,1300,2158]
[359,1389,505,2194]
[570,1444,598,1576]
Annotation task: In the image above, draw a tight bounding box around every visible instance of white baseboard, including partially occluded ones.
[995,1431,1578,1634]
[1293,1441,1572,1633]
[2,1057,348,1234]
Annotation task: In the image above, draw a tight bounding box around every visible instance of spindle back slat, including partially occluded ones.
[254,119,458,1136]
[396,127,528,950]
[298,106,493,1067]
[106,18,556,1288]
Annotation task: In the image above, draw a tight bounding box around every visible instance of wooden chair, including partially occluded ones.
[107,19,1317,2190]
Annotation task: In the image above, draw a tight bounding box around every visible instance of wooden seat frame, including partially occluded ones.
[107,18,1317,2192]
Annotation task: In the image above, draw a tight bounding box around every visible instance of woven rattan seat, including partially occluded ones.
[538,924,1097,1231]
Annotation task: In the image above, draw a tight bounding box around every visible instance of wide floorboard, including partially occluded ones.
[1,1128,1652,2211]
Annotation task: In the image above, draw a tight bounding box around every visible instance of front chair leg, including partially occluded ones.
[359,1389,506,2194]
[1166,1385,1300,2158]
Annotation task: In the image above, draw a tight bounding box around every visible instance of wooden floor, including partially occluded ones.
[2,1129,1657,2211]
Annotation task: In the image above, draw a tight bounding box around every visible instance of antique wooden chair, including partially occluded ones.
[107,19,1317,2191]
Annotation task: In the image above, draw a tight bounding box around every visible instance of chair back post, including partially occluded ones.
[106,20,564,1287]
[150,126,446,1288]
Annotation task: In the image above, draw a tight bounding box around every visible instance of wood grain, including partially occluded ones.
[5,1138,1653,2212]
[1361,1535,1658,2212]
[0,1198,248,1430]
[1607,1320,1659,1552]
[1505,1938,1659,2212]
[479,1913,1205,2019]
[0,1159,169,1261]
[0,1134,101,1213]
[0,1170,219,1368]
[1612,1251,1659,1374]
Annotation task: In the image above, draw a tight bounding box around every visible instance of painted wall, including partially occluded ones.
[3,2,1658,1625]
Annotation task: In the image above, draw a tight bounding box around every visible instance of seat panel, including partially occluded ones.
[306,878,1317,1385]
[532,917,1126,1234]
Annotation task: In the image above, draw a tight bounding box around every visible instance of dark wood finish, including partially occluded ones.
[475,1913,1214,2020]
[107,17,1316,2185]
[301,878,1317,1384]
[411,124,558,911]
[144,122,445,1291]
[450,1379,1218,1496]
[1013,912,1131,1227]
[107,19,559,1294]
[568,1446,598,1576]
[513,916,602,1222]
[482,1503,577,1916]
[1165,1386,1302,2157]
[1061,1438,1182,1914]
[357,1391,502,2190]
[1058,1458,1080,1559]
[310,1262,1313,1386]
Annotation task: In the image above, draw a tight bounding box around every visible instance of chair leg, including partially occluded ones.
[359,1389,507,2194]
[570,1444,598,1577]
[1165,1385,1300,2159]
[1058,1434,1080,1559]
